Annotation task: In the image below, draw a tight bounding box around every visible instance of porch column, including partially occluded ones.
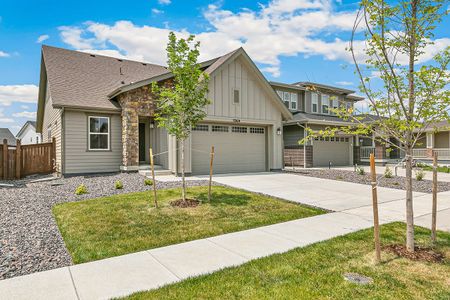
[121,109,139,168]
[426,132,434,158]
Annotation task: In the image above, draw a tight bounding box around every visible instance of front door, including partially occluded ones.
[139,123,146,162]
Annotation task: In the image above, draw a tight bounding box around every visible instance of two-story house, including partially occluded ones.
[270,81,364,167]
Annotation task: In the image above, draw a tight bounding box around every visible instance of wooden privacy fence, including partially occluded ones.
[1,138,56,180]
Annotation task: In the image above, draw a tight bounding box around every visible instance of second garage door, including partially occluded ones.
[191,124,267,175]
[313,137,351,167]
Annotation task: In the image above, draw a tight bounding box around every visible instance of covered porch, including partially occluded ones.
[116,85,174,172]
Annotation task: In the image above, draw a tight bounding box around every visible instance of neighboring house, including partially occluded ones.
[0,128,16,145]
[270,81,364,167]
[36,46,292,175]
[16,121,42,145]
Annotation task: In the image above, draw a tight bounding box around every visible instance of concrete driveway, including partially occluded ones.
[211,172,450,231]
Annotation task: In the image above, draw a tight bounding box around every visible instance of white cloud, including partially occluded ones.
[57,0,449,78]
[0,108,14,124]
[0,85,39,106]
[58,25,97,50]
[335,81,354,86]
[152,8,164,14]
[36,34,50,43]
[0,51,10,57]
[158,0,171,5]
[12,111,37,119]
[20,105,30,110]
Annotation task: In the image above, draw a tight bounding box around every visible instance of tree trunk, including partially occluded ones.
[405,148,415,252]
[180,139,186,202]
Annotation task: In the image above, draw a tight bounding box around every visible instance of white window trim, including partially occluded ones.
[290,93,298,110]
[311,93,318,113]
[322,94,330,115]
[88,116,110,151]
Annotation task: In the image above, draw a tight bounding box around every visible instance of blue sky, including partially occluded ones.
[1,0,449,133]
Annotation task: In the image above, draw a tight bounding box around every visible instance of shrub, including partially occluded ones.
[115,180,123,189]
[415,169,425,181]
[75,184,88,195]
[144,179,154,186]
[384,166,393,178]
[356,166,365,175]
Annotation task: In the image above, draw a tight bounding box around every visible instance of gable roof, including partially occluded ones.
[294,81,356,95]
[0,128,16,145]
[108,47,292,120]
[107,49,238,99]
[16,121,37,138]
[37,46,292,123]
[40,45,169,111]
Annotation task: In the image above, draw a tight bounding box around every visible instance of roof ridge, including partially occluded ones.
[42,45,168,69]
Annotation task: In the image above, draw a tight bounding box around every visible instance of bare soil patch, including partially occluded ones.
[383,244,445,263]
[170,198,200,208]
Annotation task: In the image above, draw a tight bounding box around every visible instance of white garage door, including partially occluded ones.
[191,124,267,175]
[313,137,351,167]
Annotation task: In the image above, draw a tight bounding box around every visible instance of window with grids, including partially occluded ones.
[192,124,209,132]
[212,125,229,132]
[290,93,298,110]
[88,116,110,150]
[322,94,329,114]
[250,127,264,134]
[232,126,247,133]
[283,92,290,108]
[311,93,318,113]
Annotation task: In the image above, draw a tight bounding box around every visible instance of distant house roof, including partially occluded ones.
[0,128,16,145]
[294,81,356,94]
[286,112,354,126]
[16,121,37,139]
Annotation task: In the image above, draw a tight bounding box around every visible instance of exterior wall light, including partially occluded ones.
[276,127,282,135]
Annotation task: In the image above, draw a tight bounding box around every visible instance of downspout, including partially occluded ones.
[296,122,308,169]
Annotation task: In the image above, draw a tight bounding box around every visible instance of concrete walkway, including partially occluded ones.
[0,212,374,300]
[1,172,449,299]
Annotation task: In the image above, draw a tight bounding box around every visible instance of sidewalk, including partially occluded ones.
[0,212,375,300]
[2,173,450,299]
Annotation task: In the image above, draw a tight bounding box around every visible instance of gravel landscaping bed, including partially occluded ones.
[0,173,210,280]
[284,168,450,193]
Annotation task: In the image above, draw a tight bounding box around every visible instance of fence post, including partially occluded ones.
[52,137,57,172]
[370,153,381,264]
[431,152,438,243]
[2,139,7,180]
[15,139,21,179]
[208,146,215,202]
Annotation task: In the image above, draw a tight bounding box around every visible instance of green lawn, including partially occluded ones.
[53,186,323,264]
[124,223,450,300]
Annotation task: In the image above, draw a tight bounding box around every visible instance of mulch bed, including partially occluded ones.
[383,244,445,263]
[170,198,200,208]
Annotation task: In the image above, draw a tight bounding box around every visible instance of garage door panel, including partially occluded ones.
[192,125,266,174]
[313,139,350,167]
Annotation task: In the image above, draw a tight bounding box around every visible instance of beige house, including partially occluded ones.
[270,81,364,167]
[36,46,292,176]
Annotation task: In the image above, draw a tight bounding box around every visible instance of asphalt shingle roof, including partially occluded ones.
[42,46,169,110]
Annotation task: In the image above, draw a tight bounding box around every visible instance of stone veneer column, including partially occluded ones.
[121,108,139,167]
[117,85,158,169]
